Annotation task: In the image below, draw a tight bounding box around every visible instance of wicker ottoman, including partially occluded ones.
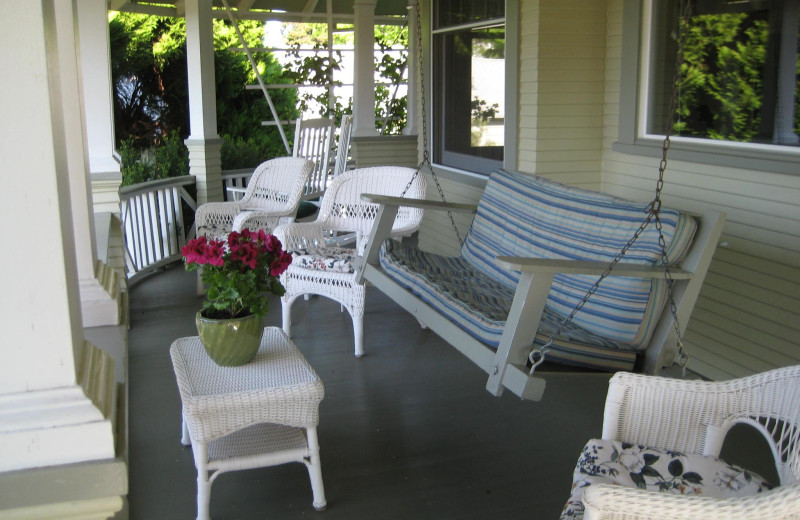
[170,328,326,520]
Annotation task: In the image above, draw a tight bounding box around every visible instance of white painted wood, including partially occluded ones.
[76,0,122,180]
[185,0,222,206]
[352,0,378,137]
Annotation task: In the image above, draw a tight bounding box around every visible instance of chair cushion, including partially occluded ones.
[460,169,698,349]
[560,439,774,520]
[291,246,357,274]
[380,240,637,371]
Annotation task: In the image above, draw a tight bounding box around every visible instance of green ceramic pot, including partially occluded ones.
[195,311,264,367]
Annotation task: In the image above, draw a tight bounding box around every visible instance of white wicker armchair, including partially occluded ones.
[195,157,314,240]
[273,166,426,357]
[561,365,800,520]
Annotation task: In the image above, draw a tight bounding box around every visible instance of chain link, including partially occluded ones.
[532,0,693,373]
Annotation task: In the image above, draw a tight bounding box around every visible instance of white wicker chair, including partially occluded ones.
[561,365,800,520]
[273,166,426,357]
[194,157,314,241]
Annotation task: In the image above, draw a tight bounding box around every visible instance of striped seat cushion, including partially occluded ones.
[380,240,637,371]
[379,169,697,370]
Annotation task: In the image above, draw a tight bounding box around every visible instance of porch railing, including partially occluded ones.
[222,169,254,201]
[120,176,197,283]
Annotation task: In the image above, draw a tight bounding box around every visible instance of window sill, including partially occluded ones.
[612,137,800,176]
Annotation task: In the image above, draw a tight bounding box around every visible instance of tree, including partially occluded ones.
[109,12,299,184]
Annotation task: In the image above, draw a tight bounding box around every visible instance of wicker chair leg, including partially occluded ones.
[181,414,191,446]
[193,443,212,520]
[282,297,293,338]
[305,427,327,511]
[353,314,364,357]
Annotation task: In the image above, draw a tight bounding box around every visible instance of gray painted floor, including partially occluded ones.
[127,264,772,519]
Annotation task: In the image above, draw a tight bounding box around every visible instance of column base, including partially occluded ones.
[80,261,123,328]
[185,137,223,205]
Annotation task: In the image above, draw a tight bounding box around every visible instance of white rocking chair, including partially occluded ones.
[293,117,335,201]
[560,365,800,519]
[273,166,427,357]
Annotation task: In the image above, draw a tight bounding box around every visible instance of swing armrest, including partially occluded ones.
[494,257,692,280]
[355,195,476,283]
[360,194,478,214]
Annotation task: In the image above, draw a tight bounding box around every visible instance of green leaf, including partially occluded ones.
[643,454,660,466]
[630,472,647,489]
[668,459,684,477]
[683,472,703,484]
[641,466,662,478]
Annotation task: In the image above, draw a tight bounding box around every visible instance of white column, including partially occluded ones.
[72,0,122,328]
[352,0,379,137]
[76,0,121,181]
[403,0,419,137]
[185,0,223,204]
[0,0,117,476]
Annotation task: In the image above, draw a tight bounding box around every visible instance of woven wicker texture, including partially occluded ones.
[206,423,308,462]
[195,157,314,240]
[170,328,324,443]
[274,166,426,357]
[565,365,800,519]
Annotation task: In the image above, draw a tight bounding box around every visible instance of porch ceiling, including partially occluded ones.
[110,0,410,22]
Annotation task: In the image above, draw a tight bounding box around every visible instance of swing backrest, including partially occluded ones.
[460,169,698,348]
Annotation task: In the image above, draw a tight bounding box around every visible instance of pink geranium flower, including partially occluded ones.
[183,228,292,319]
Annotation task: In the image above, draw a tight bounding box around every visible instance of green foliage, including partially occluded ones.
[119,130,189,186]
[675,12,769,142]
[110,12,299,182]
[282,22,410,135]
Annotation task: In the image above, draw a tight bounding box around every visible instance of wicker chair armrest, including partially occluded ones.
[195,201,243,223]
[231,210,288,233]
[603,371,767,455]
[273,223,328,252]
[582,482,800,520]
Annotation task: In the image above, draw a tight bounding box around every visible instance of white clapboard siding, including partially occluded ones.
[351,136,418,169]
[517,0,607,189]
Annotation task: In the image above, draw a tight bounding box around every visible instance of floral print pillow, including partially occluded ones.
[560,438,773,520]
[291,246,357,274]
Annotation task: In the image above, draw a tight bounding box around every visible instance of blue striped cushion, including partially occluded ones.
[460,170,697,348]
[380,240,637,371]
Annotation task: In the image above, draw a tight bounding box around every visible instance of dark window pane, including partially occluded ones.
[434,0,504,30]
[649,0,799,147]
[433,24,505,173]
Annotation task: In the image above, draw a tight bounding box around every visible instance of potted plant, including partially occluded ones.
[182,228,293,366]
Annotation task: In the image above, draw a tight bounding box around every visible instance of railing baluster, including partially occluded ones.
[119,176,198,284]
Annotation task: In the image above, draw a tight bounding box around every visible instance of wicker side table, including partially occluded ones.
[170,328,326,520]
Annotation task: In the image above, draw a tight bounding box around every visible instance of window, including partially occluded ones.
[432,0,506,174]
[616,0,800,174]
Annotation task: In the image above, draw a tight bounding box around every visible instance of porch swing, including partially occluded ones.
[354,0,726,401]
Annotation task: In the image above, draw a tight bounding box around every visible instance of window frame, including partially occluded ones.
[427,0,518,177]
[614,0,800,176]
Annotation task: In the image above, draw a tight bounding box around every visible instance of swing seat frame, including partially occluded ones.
[355,169,726,401]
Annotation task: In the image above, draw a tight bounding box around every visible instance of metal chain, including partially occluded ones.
[399,0,464,246]
[530,0,693,373]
